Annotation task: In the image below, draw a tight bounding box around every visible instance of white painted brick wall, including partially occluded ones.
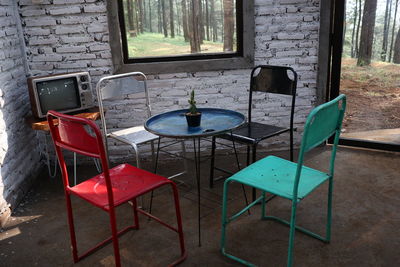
[19,0,112,79]
[0,0,41,226]
[13,0,319,164]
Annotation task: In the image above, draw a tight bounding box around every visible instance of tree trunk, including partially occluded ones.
[210,0,217,42]
[189,0,201,53]
[220,0,224,42]
[162,0,168,37]
[169,0,175,38]
[176,0,181,35]
[138,0,144,33]
[389,0,399,61]
[127,0,136,37]
[158,0,162,33]
[343,6,347,37]
[351,0,358,58]
[357,0,377,66]
[149,0,152,32]
[223,0,234,51]
[182,0,189,42]
[355,0,363,57]
[393,27,400,63]
[381,0,392,61]
[135,0,140,35]
[199,0,204,43]
[143,0,147,31]
[205,0,210,41]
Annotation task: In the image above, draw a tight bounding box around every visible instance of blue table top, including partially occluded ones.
[145,108,246,138]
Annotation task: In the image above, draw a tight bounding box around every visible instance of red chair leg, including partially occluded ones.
[65,193,79,263]
[108,207,121,267]
[132,198,140,229]
[170,183,187,265]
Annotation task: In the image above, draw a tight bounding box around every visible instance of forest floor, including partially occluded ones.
[340,58,400,133]
[126,32,225,57]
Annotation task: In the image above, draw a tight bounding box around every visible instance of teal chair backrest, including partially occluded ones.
[293,94,347,198]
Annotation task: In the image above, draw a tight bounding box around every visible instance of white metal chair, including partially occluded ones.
[96,72,187,177]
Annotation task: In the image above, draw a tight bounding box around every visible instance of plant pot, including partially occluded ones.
[185,112,202,127]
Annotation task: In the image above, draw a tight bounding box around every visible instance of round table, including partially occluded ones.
[145,108,246,138]
[145,108,246,246]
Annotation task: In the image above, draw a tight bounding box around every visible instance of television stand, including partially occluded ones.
[26,107,100,131]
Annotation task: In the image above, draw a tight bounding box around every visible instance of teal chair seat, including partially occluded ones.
[229,155,330,201]
[220,94,347,267]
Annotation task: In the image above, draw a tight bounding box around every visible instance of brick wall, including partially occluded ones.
[19,0,112,79]
[16,0,320,162]
[0,0,41,226]
[253,0,320,144]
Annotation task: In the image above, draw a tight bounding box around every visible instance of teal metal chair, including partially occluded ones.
[220,94,346,266]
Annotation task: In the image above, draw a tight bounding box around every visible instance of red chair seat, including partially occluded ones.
[47,111,186,266]
[69,163,171,211]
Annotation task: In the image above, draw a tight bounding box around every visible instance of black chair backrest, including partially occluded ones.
[248,65,297,122]
[251,66,297,95]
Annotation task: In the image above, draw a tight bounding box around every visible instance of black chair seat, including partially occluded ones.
[220,122,290,144]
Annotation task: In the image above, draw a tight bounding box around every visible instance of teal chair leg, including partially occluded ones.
[221,183,332,266]
[220,179,257,267]
[326,177,333,242]
[287,201,298,267]
[261,191,266,219]
[220,180,229,256]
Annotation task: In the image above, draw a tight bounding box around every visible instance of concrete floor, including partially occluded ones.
[0,146,399,267]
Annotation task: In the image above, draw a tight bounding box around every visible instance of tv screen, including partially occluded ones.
[36,77,81,114]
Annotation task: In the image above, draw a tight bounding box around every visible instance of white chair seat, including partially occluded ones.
[109,126,158,146]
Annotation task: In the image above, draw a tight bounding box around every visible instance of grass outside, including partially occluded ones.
[340,58,400,132]
[126,32,227,57]
[341,57,400,90]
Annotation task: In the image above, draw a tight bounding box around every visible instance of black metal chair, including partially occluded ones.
[209,65,298,193]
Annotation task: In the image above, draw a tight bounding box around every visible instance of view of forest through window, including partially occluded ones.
[120,0,238,58]
[340,0,400,141]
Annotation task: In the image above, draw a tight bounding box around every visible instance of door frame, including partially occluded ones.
[318,0,400,152]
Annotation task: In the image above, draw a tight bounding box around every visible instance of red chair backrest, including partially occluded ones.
[47,111,112,197]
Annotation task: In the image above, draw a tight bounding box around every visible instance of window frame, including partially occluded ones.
[107,0,254,74]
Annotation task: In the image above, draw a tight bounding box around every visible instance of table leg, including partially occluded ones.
[93,158,102,173]
[43,132,58,178]
[149,137,162,214]
[193,138,201,247]
[230,132,250,213]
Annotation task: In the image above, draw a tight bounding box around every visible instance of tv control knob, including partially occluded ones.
[81,84,88,90]
[80,75,87,82]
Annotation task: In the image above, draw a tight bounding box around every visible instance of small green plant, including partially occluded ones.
[188,89,198,114]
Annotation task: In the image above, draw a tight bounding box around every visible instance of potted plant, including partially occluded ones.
[185,89,202,127]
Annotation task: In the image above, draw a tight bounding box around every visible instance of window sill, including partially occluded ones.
[114,56,254,75]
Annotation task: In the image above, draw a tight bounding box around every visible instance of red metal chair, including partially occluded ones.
[47,110,187,266]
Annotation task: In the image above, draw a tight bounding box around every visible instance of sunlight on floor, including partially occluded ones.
[0,215,42,241]
[0,227,21,241]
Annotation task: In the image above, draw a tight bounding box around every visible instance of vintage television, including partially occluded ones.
[27,72,94,119]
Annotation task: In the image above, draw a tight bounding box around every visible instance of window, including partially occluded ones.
[107,0,254,74]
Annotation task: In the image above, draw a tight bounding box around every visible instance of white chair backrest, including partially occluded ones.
[95,72,151,142]
[101,76,146,100]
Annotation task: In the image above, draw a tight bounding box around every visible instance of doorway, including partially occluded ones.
[328,0,400,152]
